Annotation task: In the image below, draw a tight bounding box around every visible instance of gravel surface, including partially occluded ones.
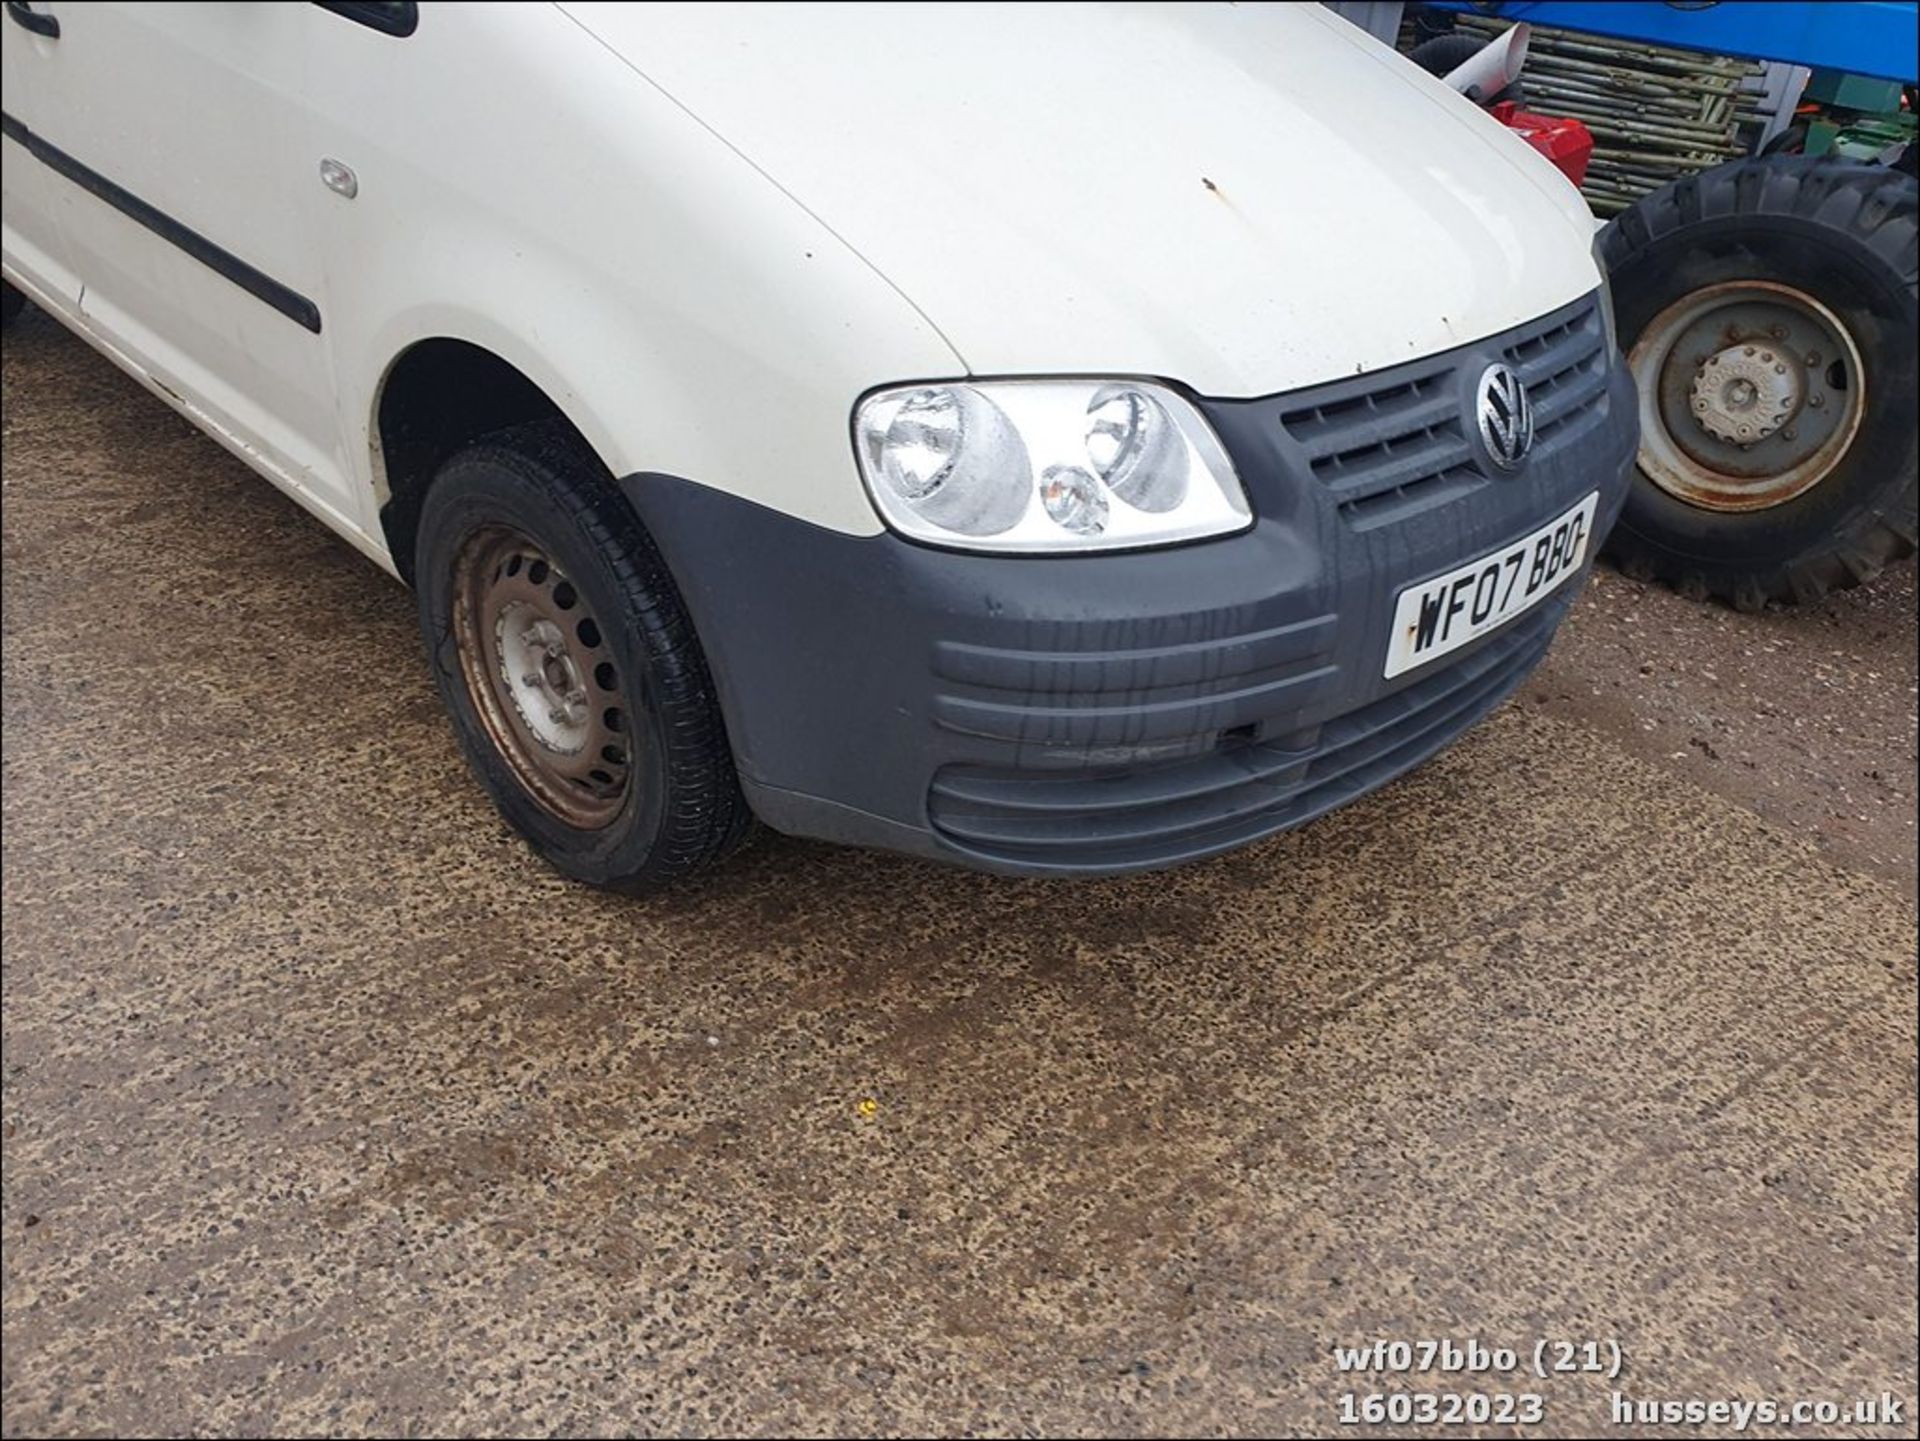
[1535,562,1917,893]
[3,306,1915,1437]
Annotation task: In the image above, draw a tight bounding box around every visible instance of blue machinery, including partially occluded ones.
[1427,2,1919,84]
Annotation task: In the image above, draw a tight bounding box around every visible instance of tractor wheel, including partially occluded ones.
[1598,156,1918,610]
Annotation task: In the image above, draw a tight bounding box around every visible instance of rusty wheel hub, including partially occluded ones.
[1628,280,1864,514]
[450,526,633,829]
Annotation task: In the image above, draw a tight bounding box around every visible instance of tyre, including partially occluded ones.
[414,420,751,891]
[1598,156,1918,610]
[2,281,24,326]
[1407,33,1523,107]
[1758,121,1808,158]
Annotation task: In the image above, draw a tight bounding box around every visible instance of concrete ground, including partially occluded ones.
[2,307,1915,1438]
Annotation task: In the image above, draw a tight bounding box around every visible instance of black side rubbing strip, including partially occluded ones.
[5,2,61,39]
[313,2,418,37]
[0,111,322,333]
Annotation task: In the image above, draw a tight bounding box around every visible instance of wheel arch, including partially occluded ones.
[369,331,620,585]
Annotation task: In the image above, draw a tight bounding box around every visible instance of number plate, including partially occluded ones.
[1383,492,1598,679]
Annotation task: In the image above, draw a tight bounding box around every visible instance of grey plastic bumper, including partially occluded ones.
[617,298,1638,875]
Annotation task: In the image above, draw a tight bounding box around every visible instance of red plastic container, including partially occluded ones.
[1491,101,1595,188]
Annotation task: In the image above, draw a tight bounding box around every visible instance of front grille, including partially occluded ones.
[1280,363,1484,529]
[1278,294,1609,532]
[1504,300,1610,446]
[926,596,1564,870]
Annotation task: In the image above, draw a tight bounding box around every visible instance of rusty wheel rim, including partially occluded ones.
[1628,279,1865,514]
[450,525,633,829]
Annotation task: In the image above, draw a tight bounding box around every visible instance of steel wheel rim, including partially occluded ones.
[451,525,633,828]
[1628,279,1866,514]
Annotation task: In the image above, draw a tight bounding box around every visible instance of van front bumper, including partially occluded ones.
[619,294,1638,876]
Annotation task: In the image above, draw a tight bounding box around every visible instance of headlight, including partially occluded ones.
[854,379,1250,553]
[1592,234,1619,361]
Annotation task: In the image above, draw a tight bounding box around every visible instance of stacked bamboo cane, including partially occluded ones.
[1450,15,1768,215]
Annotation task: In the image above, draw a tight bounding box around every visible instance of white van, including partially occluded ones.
[1,2,1635,889]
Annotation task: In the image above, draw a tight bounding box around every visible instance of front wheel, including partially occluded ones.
[1598,157,1918,609]
[414,421,751,891]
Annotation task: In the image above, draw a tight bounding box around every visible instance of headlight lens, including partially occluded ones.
[870,386,1030,535]
[875,387,962,501]
[1086,384,1186,512]
[854,379,1249,552]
